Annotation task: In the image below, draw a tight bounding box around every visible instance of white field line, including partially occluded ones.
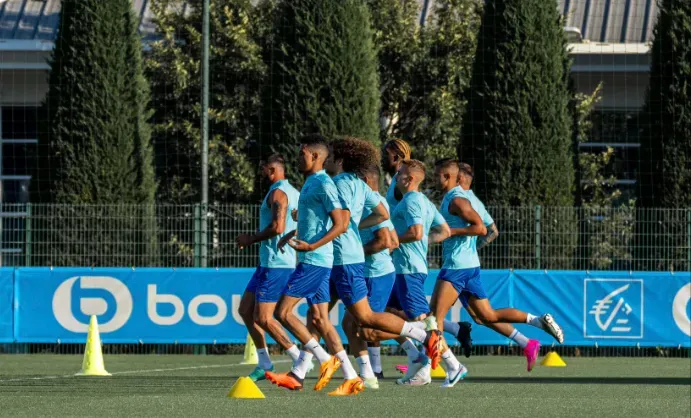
[0,359,291,383]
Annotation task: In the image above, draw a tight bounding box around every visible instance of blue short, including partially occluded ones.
[246,267,294,303]
[391,273,429,319]
[330,263,368,307]
[438,267,487,308]
[366,272,396,312]
[283,263,332,305]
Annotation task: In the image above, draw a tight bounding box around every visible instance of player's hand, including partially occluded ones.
[277,235,292,252]
[291,209,298,222]
[288,239,312,252]
[235,234,253,249]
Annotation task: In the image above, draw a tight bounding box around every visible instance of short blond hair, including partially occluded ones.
[401,159,426,180]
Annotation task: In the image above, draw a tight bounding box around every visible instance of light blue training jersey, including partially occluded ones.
[296,170,343,268]
[440,186,494,270]
[391,191,446,275]
[361,195,395,278]
[332,172,382,266]
[259,179,300,268]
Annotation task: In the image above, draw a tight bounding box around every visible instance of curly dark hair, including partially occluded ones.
[330,136,381,177]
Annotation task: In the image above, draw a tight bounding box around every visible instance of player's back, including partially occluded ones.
[297,170,341,267]
[259,179,300,268]
[440,187,493,269]
[332,172,381,266]
[391,191,444,275]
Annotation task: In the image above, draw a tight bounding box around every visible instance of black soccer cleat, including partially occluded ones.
[374,371,385,379]
[456,321,473,358]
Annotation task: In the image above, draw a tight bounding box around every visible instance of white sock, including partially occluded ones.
[257,347,272,369]
[526,313,546,330]
[441,349,461,372]
[410,321,426,330]
[400,321,427,343]
[356,355,375,379]
[368,347,382,373]
[305,338,331,364]
[444,320,460,336]
[286,344,301,362]
[509,328,530,348]
[335,350,358,380]
[290,351,314,379]
[400,338,420,362]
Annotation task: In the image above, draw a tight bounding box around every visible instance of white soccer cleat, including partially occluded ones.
[397,362,431,386]
[541,314,564,344]
[440,365,468,388]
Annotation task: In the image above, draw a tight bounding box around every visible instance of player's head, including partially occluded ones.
[458,162,474,190]
[396,159,425,193]
[259,153,286,183]
[298,133,330,174]
[382,139,411,175]
[329,136,381,177]
[359,164,381,192]
[434,158,460,192]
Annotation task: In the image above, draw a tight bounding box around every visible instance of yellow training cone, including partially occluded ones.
[227,377,265,399]
[76,315,111,376]
[431,366,446,379]
[240,334,258,365]
[540,351,566,367]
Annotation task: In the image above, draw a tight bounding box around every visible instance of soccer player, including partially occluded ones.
[264,135,362,396]
[234,154,307,381]
[381,139,412,211]
[320,137,443,391]
[357,165,398,381]
[430,159,564,376]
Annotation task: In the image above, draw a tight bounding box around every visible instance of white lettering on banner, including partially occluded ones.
[148,285,227,326]
[52,276,133,333]
[231,294,244,325]
[672,283,691,337]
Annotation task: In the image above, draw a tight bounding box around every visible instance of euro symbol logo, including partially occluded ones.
[589,284,632,332]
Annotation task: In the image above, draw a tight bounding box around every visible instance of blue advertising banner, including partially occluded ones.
[0,268,14,342]
[10,267,691,347]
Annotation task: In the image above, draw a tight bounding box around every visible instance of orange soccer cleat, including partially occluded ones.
[313,356,342,391]
[327,378,365,397]
[265,371,304,391]
[425,330,444,370]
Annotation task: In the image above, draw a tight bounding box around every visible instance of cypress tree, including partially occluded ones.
[639,0,691,209]
[33,0,157,266]
[636,0,690,271]
[459,0,576,268]
[262,0,381,184]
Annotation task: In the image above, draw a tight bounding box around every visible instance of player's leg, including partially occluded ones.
[253,268,302,366]
[364,272,396,379]
[429,273,469,388]
[239,269,269,381]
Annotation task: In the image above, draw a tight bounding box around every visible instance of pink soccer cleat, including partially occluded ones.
[524,340,541,372]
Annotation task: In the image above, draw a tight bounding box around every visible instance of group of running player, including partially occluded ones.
[234,136,564,396]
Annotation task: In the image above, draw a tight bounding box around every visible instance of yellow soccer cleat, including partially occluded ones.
[328,378,365,396]
[314,356,342,391]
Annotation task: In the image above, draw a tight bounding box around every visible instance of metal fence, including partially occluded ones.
[0,204,688,271]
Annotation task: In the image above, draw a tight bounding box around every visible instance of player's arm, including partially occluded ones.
[398,197,424,243]
[360,202,389,229]
[363,227,391,255]
[290,209,347,252]
[428,222,451,244]
[448,197,487,237]
[388,228,399,251]
[477,222,499,250]
[235,189,288,249]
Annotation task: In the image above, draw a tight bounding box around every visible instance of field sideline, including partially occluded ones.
[1,355,689,417]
